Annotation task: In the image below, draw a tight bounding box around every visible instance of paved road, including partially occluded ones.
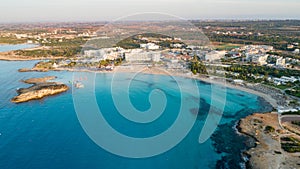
[281,115,300,123]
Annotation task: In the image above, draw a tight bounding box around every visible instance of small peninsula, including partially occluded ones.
[238,113,300,169]
[11,76,69,103]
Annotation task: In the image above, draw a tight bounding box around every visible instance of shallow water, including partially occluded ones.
[0,45,273,169]
[0,44,37,52]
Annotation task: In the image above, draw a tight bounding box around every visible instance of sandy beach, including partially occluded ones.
[111,66,280,108]
[17,63,293,169]
[19,63,280,109]
[35,65,278,109]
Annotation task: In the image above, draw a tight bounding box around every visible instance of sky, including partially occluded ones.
[0,0,299,22]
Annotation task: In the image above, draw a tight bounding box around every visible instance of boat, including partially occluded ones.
[74,81,84,88]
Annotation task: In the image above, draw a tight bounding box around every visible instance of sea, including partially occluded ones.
[0,44,273,169]
[0,44,38,52]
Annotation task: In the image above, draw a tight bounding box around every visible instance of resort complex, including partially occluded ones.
[0,0,300,168]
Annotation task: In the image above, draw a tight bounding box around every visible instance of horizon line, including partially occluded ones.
[1,18,300,24]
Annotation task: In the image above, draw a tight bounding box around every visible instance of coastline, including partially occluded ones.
[0,52,65,61]
[112,66,279,108]
[21,65,279,108]
[237,113,300,169]
[11,61,288,168]
[28,65,283,168]
[11,76,69,103]
[0,44,66,61]
[91,66,284,169]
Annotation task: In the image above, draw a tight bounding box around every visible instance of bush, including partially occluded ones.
[292,121,300,126]
[281,137,300,153]
[282,111,300,116]
[264,126,275,133]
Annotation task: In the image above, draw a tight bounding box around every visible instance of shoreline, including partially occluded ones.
[237,112,300,169]
[66,66,283,169]
[11,76,69,103]
[9,61,288,168]
[52,66,283,168]
[0,44,66,61]
[21,65,280,108]
[19,64,283,169]
[0,53,65,61]
[97,66,280,108]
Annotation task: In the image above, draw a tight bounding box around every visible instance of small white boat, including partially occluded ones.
[74,82,84,88]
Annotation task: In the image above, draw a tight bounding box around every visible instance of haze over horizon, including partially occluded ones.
[0,0,299,22]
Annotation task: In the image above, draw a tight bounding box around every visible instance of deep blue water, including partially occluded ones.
[0,45,273,169]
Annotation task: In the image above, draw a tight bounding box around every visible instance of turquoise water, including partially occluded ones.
[0,45,273,169]
[0,44,38,52]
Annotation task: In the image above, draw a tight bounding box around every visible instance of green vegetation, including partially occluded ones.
[282,111,300,116]
[224,64,300,96]
[0,36,27,44]
[34,61,55,70]
[286,87,300,98]
[267,51,300,60]
[190,56,207,74]
[16,47,82,58]
[15,38,85,58]
[289,100,300,107]
[193,20,300,52]
[263,81,294,90]
[292,121,300,127]
[66,62,77,68]
[33,57,123,70]
[99,60,110,67]
[253,119,263,124]
[214,43,243,51]
[116,37,141,49]
[114,58,123,66]
[264,126,275,133]
[99,58,123,68]
[209,34,299,51]
[281,137,300,153]
[225,64,300,78]
[116,33,185,49]
[41,38,86,47]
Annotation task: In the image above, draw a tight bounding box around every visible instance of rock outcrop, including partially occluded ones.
[11,76,69,103]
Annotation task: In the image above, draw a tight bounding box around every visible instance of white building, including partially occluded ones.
[83,47,124,61]
[278,107,298,114]
[241,45,273,54]
[125,49,161,62]
[151,52,161,62]
[256,54,268,65]
[281,76,298,83]
[293,49,300,54]
[246,54,268,65]
[53,63,58,68]
[273,76,298,85]
[276,57,286,67]
[171,43,183,48]
[84,50,107,60]
[15,34,28,39]
[167,59,184,69]
[205,50,226,62]
[140,43,160,50]
[233,79,244,85]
